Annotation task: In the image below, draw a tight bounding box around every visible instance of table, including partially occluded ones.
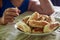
[0,12,60,40]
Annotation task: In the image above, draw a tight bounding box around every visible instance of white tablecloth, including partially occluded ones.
[51,6,60,19]
[52,6,60,40]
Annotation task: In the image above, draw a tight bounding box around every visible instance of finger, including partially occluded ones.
[7,18,14,22]
[5,16,15,22]
[2,16,15,24]
[5,15,15,20]
[15,7,21,13]
[6,8,20,13]
[5,18,14,23]
[5,12,19,17]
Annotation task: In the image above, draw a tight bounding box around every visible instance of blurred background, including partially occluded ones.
[51,0,60,6]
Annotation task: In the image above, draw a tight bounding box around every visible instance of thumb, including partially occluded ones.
[15,7,21,15]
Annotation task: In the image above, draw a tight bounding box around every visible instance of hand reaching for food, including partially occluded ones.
[1,8,20,24]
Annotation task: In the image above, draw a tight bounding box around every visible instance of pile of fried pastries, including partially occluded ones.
[17,12,60,34]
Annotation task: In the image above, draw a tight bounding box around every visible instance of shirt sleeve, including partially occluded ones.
[0,8,3,17]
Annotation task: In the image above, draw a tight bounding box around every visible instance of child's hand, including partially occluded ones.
[1,8,20,24]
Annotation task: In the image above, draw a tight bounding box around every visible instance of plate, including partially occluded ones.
[15,22,56,36]
[14,12,60,36]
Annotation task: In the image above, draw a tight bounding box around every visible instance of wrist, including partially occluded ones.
[0,17,3,24]
[0,16,7,25]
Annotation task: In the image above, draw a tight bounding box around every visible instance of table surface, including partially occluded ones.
[0,12,60,40]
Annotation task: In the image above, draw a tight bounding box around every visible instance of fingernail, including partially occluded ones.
[16,7,18,9]
[18,10,21,13]
[16,13,19,16]
[16,7,18,12]
[15,7,19,15]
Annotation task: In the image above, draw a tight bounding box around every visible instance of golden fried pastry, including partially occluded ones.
[28,20,48,28]
[44,16,52,23]
[43,22,60,33]
[39,15,49,20]
[28,12,40,20]
[22,16,30,23]
[32,27,43,33]
[27,12,40,24]
[38,15,52,23]
[37,15,45,21]
[43,24,52,33]
[50,22,60,30]
[50,16,55,22]
[30,13,52,23]
[17,21,31,33]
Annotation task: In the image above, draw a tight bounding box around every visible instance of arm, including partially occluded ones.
[28,0,54,15]
[0,0,2,8]
[0,18,3,24]
[0,0,3,24]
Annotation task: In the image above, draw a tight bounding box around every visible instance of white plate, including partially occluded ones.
[14,12,60,36]
[15,22,54,36]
